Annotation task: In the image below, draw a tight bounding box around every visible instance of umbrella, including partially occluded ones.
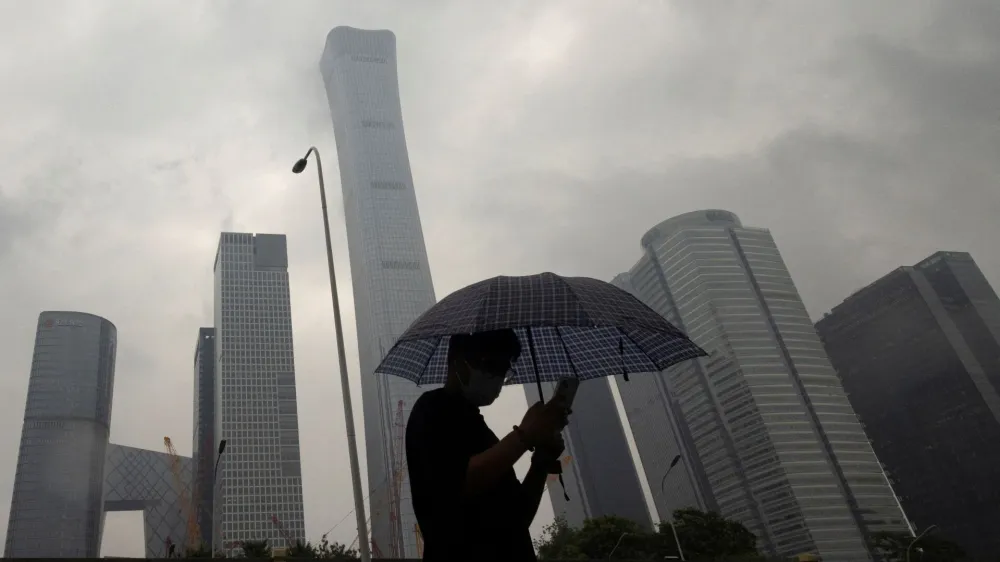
[375,272,707,399]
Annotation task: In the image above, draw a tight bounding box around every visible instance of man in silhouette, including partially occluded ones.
[407,329,569,561]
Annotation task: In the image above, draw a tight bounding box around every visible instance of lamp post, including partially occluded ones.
[293,147,372,562]
[213,439,227,479]
[608,532,629,560]
[659,454,686,561]
[906,524,937,562]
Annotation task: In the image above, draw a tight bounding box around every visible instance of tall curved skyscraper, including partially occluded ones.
[4,311,117,558]
[321,27,437,559]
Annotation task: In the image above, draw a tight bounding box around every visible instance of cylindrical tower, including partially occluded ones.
[4,311,117,558]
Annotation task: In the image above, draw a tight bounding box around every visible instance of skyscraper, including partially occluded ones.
[816,251,1000,558]
[614,210,908,561]
[525,380,651,529]
[321,27,438,559]
[610,273,715,521]
[5,311,117,558]
[192,327,216,548]
[213,233,305,552]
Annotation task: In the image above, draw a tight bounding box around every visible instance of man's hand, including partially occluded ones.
[519,398,571,448]
[531,432,566,474]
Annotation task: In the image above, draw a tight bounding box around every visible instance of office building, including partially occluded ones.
[192,327,216,548]
[525,380,651,529]
[213,233,305,552]
[4,312,202,558]
[104,444,194,558]
[613,210,908,561]
[5,311,118,558]
[610,273,716,522]
[816,251,1000,558]
[321,27,438,559]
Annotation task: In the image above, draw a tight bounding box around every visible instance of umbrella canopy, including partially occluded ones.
[375,272,706,386]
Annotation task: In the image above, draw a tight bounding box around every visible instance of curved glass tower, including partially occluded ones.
[4,311,117,558]
[321,26,438,559]
[615,211,909,561]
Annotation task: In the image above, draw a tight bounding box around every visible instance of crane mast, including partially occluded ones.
[163,436,201,552]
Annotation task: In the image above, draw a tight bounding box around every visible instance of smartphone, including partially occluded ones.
[551,377,580,408]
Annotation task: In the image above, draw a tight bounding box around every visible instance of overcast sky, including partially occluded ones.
[1,0,998,557]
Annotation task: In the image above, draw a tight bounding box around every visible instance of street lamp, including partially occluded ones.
[213,439,227,479]
[608,532,629,560]
[659,454,686,561]
[292,147,372,562]
[906,524,937,562]
[659,454,682,492]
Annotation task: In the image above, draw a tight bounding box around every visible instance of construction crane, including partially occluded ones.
[271,514,296,549]
[415,524,423,558]
[163,436,201,552]
[387,400,408,558]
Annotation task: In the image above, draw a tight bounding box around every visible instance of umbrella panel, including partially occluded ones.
[375,325,705,387]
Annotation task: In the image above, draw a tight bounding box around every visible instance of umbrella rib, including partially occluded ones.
[553,326,581,381]
[617,326,659,375]
[413,337,443,386]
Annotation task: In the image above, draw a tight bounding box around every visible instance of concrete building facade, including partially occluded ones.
[321,27,438,559]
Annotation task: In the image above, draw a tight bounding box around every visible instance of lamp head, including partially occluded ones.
[669,455,681,468]
[292,159,308,174]
[218,440,227,455]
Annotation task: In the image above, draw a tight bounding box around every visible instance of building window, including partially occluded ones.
[382,260,420,271]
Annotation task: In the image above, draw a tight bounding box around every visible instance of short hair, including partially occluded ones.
[447,329,522,367]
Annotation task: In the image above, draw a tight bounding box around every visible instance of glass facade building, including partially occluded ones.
[103,444,193,558]
[525,380,651,530]
[816,251,1000,559]
[320,27,438,559]
[614,211,908,561]
[610,273,716,522]
[5,311,117,558]
[192,327,216,548]
[213,233,305,553]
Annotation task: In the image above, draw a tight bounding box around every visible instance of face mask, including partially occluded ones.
[460,364,506,407]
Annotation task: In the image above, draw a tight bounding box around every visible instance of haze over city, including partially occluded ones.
[0,1,998,558]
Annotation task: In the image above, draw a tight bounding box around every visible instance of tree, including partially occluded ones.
[869,530,968,562]
[238,539,271,559]
[535,510,763,561]
[666,508,762,561]
[183,543,214,558]
[312,535,360,560]
[286,540,317,558]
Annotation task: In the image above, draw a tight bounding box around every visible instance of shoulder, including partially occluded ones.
[412,388,447,412]
[408,388,447,427]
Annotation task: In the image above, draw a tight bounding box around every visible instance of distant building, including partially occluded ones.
[525,379,651,530]
[610,273,715,520]
[4,312,196,559]
[614,210,909,561]
[192,327,216,548]
[321,26,439,559]
[213,233,306,552]
[816,251,1000,559]
[104,444,193,558]
[5,311,117,558]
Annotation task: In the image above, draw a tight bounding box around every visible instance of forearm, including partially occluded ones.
[463,430,530,498]
[520,460,551,525]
